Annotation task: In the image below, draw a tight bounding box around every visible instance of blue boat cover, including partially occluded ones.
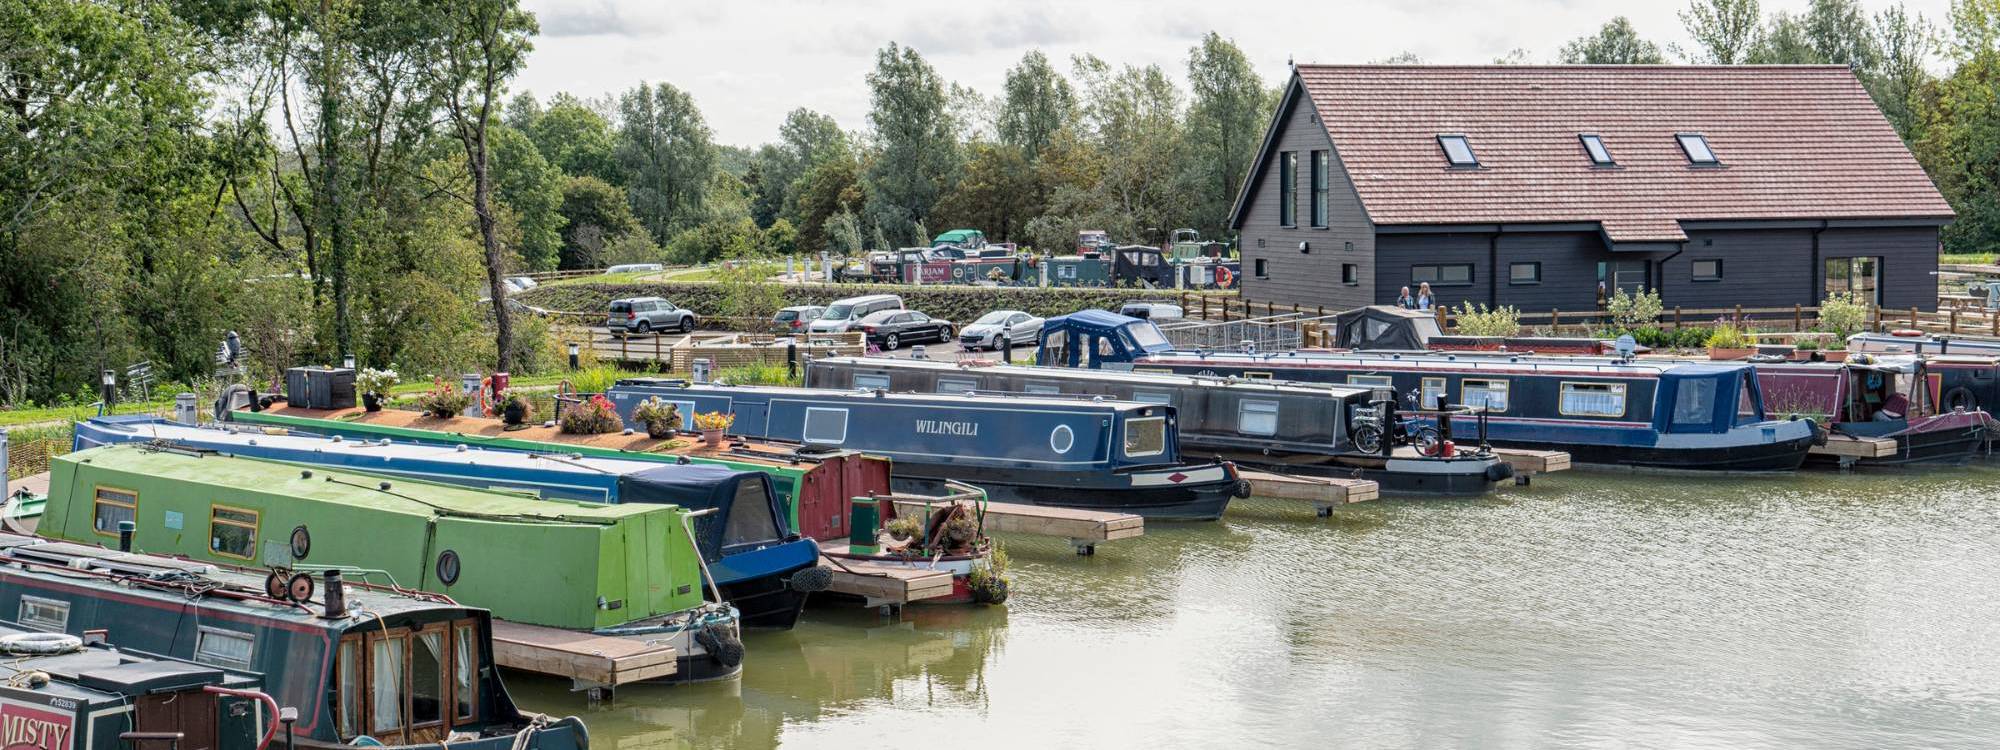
[621,465,787,561]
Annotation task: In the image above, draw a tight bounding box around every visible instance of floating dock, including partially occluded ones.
[1811,434,1897,464]
[890,498,1143,556]
[818,549,956,609]
[1493,448,1572,481]
[1238,470,1379,516]
[489,619,677,691]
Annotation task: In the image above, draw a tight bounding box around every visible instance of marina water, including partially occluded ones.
[509,465,2000,748]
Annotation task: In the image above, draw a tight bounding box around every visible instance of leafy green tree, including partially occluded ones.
[763,218,800,256]
[557,175,641,268]
[933,142,1035,240]
[862,43,961,247]
[1805,0,1880,71]
[790,155,863,252]
[1749,12,1820,62]
[998,50,1075,162]
[1183,33,1268,238]
[1678,0,1763,63]
[491,126,566,271]
[530,93,620,183]
[617,81,718,244]
[1560,17,1669,63]
[1067,54,1186,245]
[1872,4,1939,138]
[1914,0,2000,254]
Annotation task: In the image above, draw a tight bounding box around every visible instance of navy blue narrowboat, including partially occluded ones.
[604,380,1251,521]
[0,620,267,750]
[0,532,589,749]
[804,356,1516,495]
[1038,311,1820,471]
[70,415,825,630]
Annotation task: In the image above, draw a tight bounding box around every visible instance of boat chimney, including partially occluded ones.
[117,521,134,552]
[322,570,348,619]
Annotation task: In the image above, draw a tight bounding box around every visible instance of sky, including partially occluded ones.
[513,0,1955,148]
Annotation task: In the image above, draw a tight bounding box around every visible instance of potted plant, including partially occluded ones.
[631,397,683,439]
[693,410,735,443]
[1792,339,1821,361]
[1822,339,1850,363]
[882,516,924,551]
[415,378,472,419]
[1705,324,1756,360]
[558,394,623,435]
[498,390,533,428]
[968,544,1010,605]
[356,368,399,412]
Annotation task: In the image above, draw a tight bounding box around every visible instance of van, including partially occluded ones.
[809,294,904,334]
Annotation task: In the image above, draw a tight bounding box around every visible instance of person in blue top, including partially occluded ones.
[1416,282,1435,311]
[1395,286,1418,309]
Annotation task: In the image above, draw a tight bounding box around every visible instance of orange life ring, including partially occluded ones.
[1891,329,1925,337]
[1215,266,1234,288]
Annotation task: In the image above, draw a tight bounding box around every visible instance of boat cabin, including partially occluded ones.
[0,619,264,750]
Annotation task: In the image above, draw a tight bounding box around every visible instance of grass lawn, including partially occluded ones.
[1941,252,1998,266]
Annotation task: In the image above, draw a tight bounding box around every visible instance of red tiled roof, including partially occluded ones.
[1291,65,1953,242]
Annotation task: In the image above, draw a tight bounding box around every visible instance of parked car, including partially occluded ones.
[959,310,1043,350]
[606,262,664,274]
[1118,301,1184,321]
[608,296,696,334]
[858,309,954,351]
[504,275,538,292]
[809,294,904,334]
[770,305,826,334]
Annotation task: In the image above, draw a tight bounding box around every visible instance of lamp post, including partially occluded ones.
[342,354,356,370]
[101,370,117,409]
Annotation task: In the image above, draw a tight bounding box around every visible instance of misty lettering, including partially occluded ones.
[3,714,71,750]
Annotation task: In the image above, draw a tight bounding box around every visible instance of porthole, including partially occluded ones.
[289,525,311,560]
[1050,425,1075,454]
[436,550,461,586]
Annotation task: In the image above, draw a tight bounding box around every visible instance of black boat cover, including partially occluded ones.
[1335,306,1440,350]
[619,464,787,561]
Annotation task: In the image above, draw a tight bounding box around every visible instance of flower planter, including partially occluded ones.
[362,393,383,412]
[1821,350,1849,362]
[501,400,529,426]
[1708,347,1757,361]
[701,428,725,444]
[645,425,676,440]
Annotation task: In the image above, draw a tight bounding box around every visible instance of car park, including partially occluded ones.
[771,305,826,334]
[858,309,954,351]
[608,296,697,333]
[959,310,1042,350]
[809,294,904,333]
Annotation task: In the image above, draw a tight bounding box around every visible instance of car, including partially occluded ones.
[607,296,696,334]
[959,310,1042,350]
[606,262,664,274]
[1118,301,1184,321]
[504,275,538,292]
[858,309,953,351]
[770,305,826,334]
[809,294,904,334]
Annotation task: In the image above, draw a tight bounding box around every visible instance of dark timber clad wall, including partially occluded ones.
[1820,227,1939,311]
[1239,83,1374,310]
[1663,229,1811,310]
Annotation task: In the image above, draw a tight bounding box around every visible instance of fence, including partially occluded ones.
[1158,313,1334,352]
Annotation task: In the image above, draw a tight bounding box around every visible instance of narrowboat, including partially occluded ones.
[804,356,1516,494]
[1684,354,1993,465]
[1038,310,1821,471]
[41,444,743,682]
[0,532,588,749]
[0,619,267,750]
[70,416,825,630]
[1847,332,2000,415]
[604,380,1252,521]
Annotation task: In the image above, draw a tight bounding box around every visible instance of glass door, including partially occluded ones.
[1824,257,1882,305]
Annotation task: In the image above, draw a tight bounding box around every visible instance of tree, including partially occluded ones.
[1750,12,1821,62]
[557,175,641,268]
[998,50,1075,162]
[790,155,862,252]
[933,142,1035,240]
[862,43,961,247]
[1183,33,1268,238]
[1872,3,1939,138]
[750,108,847,228]
[1913,0,2000,255]
[1492,48,1537,64]
[1066,55,1186,244]
[1805,0,1880,71]
[530,93,620,183]
[491,125,566,271]
[1560,17,1669,64]
[425,0,538,371]
[617,81,718,244]
[1678,0,1762,63]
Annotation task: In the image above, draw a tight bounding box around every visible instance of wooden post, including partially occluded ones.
[1793,304,1802,331]
[619,334,629,362]
[1673,306,1682,329]
[1435,306,1447,330]
[1734,304,1742,325]
[1991,309,1997,337]
[654,333,663,364]
[1202,295,1209,320]
[1317,305,1325,318]
[1911,306,1919,329]
[1950,307,1960,334]
[1550,308,1559,334]
[1292,303,1300,316]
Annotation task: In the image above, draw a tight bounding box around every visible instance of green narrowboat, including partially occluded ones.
[41,444,742,682]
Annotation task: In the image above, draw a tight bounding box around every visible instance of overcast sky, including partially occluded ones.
[513,0,1954,148]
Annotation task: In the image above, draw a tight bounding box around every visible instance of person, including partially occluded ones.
[1395,286,1417,309]
[1416,282,1435,311]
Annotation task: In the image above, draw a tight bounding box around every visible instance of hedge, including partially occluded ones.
[519,281,1235,324]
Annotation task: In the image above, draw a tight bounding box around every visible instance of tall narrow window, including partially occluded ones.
[1677,133,1718,165]
[1579,134,1613,166]
[1310,151,1329,227]
[337,638,364,739]
[1279,152,1297,226]
[1437,135,1478,167]
[453,622,480,723]
[92,487,136,536]
[412,630,445,728]
[1342,263,1359,285]
[370,634,407,735]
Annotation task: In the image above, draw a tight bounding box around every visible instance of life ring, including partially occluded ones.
[1214,266,1234,288]
[952,264,966,280]
[1891,329,1925,337]
[0,632,82,656]
[1942,386,1977,412]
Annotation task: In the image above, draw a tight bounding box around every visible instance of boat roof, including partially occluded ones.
[622,379,1172,412]
[1141,348,1749,376]
[812,356,1377,398]
[58,444,669,523]
[0,621,254,702]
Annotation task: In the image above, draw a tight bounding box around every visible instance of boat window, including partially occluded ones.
[1240,400,1280,437]
[803,407,849,445]
[209,505,260,560]
[92,487,137,536]
[1024,382,1062,395]
[1420,377,1448,411]
[853,374,890,391]
[1462,379,1510,413]
[1347,375,1393,388]
[18,596,69,632]
[1673,378,1718,427]
[453,622,480,722]
[1244,372,1272,381]
[1123,416,1166,458]
[1737,375,1762,424]
[1125,323,1170,351]
[1132,390,1174,405]
[1050,425,1076,453]
[936,376,978,394]
[1560,382,1627,417]
[338,637,364,738]
[195,626,256,669]
[370,634,408,734]
[411,629,445,728]
[724,478,780,547]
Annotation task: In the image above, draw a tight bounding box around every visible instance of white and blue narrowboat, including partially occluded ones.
[604,380,1251,521]
[71,415,826,630]
[803,356,1516,495]
[1037,310,1821,471]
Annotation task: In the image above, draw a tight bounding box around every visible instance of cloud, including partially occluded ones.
[835,3,1090,57]
[532,0,671,38]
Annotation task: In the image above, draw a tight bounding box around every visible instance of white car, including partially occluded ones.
[504,276,538,292]
[959,310,1043,350]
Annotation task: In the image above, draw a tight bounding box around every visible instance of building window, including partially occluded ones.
[1437,135,1478,167]
[1692,259,1723,282]
[1677,133,1718,165]
[195,626,256,669]
[1824,257,1882,305]
[1342,264,1359,285]
[1462,379,1510,413]
[92,487,136,537]
[1279,152,1297,226]
[1580,134,1614,166]
[1411,264,1474,287]
[1560,382,1628,417]
[18,596,69,632]
[1254,258,1269,278]
[1419,377,1448,411]
[1509,262,1541,285]
[1310,151,1329,227]
[210,505,259,560]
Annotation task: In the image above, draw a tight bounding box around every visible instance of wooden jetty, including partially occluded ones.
[1238,470,1378,516]
[1811,434,1898,465]
[817,549,957,609]
[489,619,678,690]
[1492,448,1572,483]
[891,497,1143,556]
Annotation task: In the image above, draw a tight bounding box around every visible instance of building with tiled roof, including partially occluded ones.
[1231,64,1953,313]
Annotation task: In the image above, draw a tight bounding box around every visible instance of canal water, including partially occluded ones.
[509,465,2000,748]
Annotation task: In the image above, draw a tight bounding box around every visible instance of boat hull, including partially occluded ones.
[1201,450,1510,495]
[1531,433,1816,472]
[1812,418,1988,467]
[887,463,1243,521]
[717,572,812,630]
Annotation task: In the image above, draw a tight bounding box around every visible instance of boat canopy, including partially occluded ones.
[1654,364,1767,434]
[1334,306,1440,350]
[1037,310,1174,368]
[625,464,784,557]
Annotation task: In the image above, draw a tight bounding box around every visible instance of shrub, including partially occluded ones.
[355,367,399,396]
[1607,288,1663,329]
[1705,324,1749,350]
[415,379,473,419]
[564,365,626,395]
[559,394,622,434]
[693,410,735,431]
[498,391,534,422]
[630,397,683,435]
[883,516,924,544]
[716,362,796,386]
[1453,303,1521,337]
[1818,291,1869,338]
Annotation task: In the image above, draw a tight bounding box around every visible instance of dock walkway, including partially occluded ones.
[1492,449,1572,482]
[1812,434,1897,465]
[818,548,956,609]
[889,497,1142,556]
[1238,470,1378,516]
[489,619,677,693]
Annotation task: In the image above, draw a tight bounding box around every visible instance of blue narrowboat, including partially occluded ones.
[70,415,825,630]
[1038,310,1821,471]
[604,380,1251,521]
[0,532,589,749]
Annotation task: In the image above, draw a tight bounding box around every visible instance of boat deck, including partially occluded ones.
[1239,470,1379,515]
[818,549,956,608]
[7,472,49,499]
[888,497,1143,556]
[1492,449,1572,477]
[489,619,678,689]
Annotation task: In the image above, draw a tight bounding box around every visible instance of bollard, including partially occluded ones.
[174,393,199,425]
[459,373,481,417]
[692,358,712,384]
[1000,325,1014,362]
[101,370,117,410]
[342,354,356,370]
[567,342,580,371]
[787,341,798,381]
[912,345,927,360]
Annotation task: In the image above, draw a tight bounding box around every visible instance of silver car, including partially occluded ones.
[607,296,696,334]
[959,310,1042,350]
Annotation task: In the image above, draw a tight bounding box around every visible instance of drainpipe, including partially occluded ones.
[1488,232,1500,307]
[1810,221,1828,306]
